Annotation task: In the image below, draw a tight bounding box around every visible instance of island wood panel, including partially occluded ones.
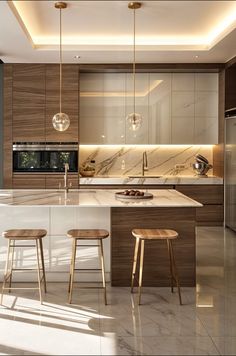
[196,205,224,226]
[176,185,223,204]
[176,184,223,225]
[3,64,13,188]
[111,207,196,287]
[13,174,46,189]
[45,174,79,189]
[45,64,79,142]
[12,64,46,142]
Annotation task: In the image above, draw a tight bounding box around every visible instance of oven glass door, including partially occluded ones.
[13,151,78,172]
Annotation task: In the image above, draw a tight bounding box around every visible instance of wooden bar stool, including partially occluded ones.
[131,229,182,305]
[1,229,47,304]
[67,229,109,305]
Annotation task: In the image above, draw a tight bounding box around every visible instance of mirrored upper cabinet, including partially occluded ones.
[80,72,218,144]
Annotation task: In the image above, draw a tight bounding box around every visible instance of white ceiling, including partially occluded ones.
[1,0,236,63]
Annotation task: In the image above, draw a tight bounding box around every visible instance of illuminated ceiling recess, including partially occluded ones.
[126,2,142,132]
[7,0,236,52]
[52,2,70,132]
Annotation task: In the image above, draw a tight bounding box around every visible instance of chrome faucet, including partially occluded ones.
[64,163,69,192]
[142,151,148,176]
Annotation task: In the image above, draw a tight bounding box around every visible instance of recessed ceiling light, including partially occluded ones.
[74,55,80,59]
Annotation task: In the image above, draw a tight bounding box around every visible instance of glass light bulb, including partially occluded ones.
[52,112,70,132]
[126,112,142,131]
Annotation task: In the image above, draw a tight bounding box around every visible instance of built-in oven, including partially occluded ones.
[13,143,78,173]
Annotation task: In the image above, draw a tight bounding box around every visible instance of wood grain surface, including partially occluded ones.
[111,207,196,287]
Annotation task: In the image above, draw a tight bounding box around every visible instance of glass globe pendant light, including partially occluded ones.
[126,2,142,131]
[52,2,70,132]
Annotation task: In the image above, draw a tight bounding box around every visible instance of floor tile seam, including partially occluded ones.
[209,336,223,356]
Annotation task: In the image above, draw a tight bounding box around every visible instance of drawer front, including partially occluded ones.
[13,175,45,189]
[176,185,223,204]
[196,205,224,225]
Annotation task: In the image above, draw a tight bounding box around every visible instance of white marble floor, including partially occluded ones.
[0,227,235,355]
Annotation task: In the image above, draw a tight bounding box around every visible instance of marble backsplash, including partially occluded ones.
[79,145,213,177]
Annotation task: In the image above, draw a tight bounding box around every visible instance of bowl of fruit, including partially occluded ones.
[115,189,153,200]
[80,164,95,177]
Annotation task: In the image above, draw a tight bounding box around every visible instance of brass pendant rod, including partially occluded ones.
[133,6,136,116]
[59,6,62,114]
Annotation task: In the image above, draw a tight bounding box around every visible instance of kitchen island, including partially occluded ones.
[0,189,202,286]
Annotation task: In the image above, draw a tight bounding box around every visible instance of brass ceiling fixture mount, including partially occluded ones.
[126,1,142,131]
[128,2,142,10]
[52,1,70,132]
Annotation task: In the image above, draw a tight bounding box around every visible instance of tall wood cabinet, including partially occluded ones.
[46,64,79,142]
[13,64,46,142]
[3,64,79,189]
[12,64,79,143]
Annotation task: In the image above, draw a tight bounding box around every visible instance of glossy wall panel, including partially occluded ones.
[80,72,219,144]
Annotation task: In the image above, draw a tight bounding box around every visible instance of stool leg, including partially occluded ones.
[68,239,77,304]
[99,239,107,305]
[1,239,11,304]
[167,239,174,293]
[36,240,42,304]
[138,240,145,305]
[169,241,182,305]
[39,238,47,293]
[8,240,15,293]
[131,237,140,293]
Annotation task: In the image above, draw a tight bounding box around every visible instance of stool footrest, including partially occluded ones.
[74,268,102,271]
[2,287,41,290]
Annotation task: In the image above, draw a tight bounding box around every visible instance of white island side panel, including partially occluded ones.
[0,207,110,282]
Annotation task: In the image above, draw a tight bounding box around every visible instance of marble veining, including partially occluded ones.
[79,176,223,185]
[0,189,202,207]
[80,145,213,177]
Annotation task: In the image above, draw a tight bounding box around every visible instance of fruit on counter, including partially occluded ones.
[121,189,144,196]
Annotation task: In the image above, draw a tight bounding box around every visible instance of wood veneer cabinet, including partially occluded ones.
[13,174,46,189]
[225,64,236,111]
[176,185,224,226]
[12,64,46,142]
[45,64,79,142]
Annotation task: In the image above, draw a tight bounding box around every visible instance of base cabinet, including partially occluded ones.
[13,175,46,189]
[13,174,79,189]
[176,185,224,226]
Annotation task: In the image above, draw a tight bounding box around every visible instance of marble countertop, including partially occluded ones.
[79,175,223,185]
[0,189,202,207]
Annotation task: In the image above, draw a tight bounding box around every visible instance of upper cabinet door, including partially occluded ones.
[171,73,195,144]
[149,73,171,144]
[45,65,79,142]
[80,73,126,144]
[194,73,219,144]
[125,73,149,144]
[13,64,46,142]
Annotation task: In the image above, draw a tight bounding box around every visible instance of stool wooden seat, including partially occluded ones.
[131,228,182,305]
[1,229,47,305]
[67,229,109,305]
[3,229,47,240]
[132,229,178,240]
[67,229,109,240]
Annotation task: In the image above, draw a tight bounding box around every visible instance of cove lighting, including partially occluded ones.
[79,145,215,149]
[8,0,236,51]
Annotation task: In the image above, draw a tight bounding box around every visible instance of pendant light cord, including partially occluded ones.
[59,7,62,114]
[133,6,136,117]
